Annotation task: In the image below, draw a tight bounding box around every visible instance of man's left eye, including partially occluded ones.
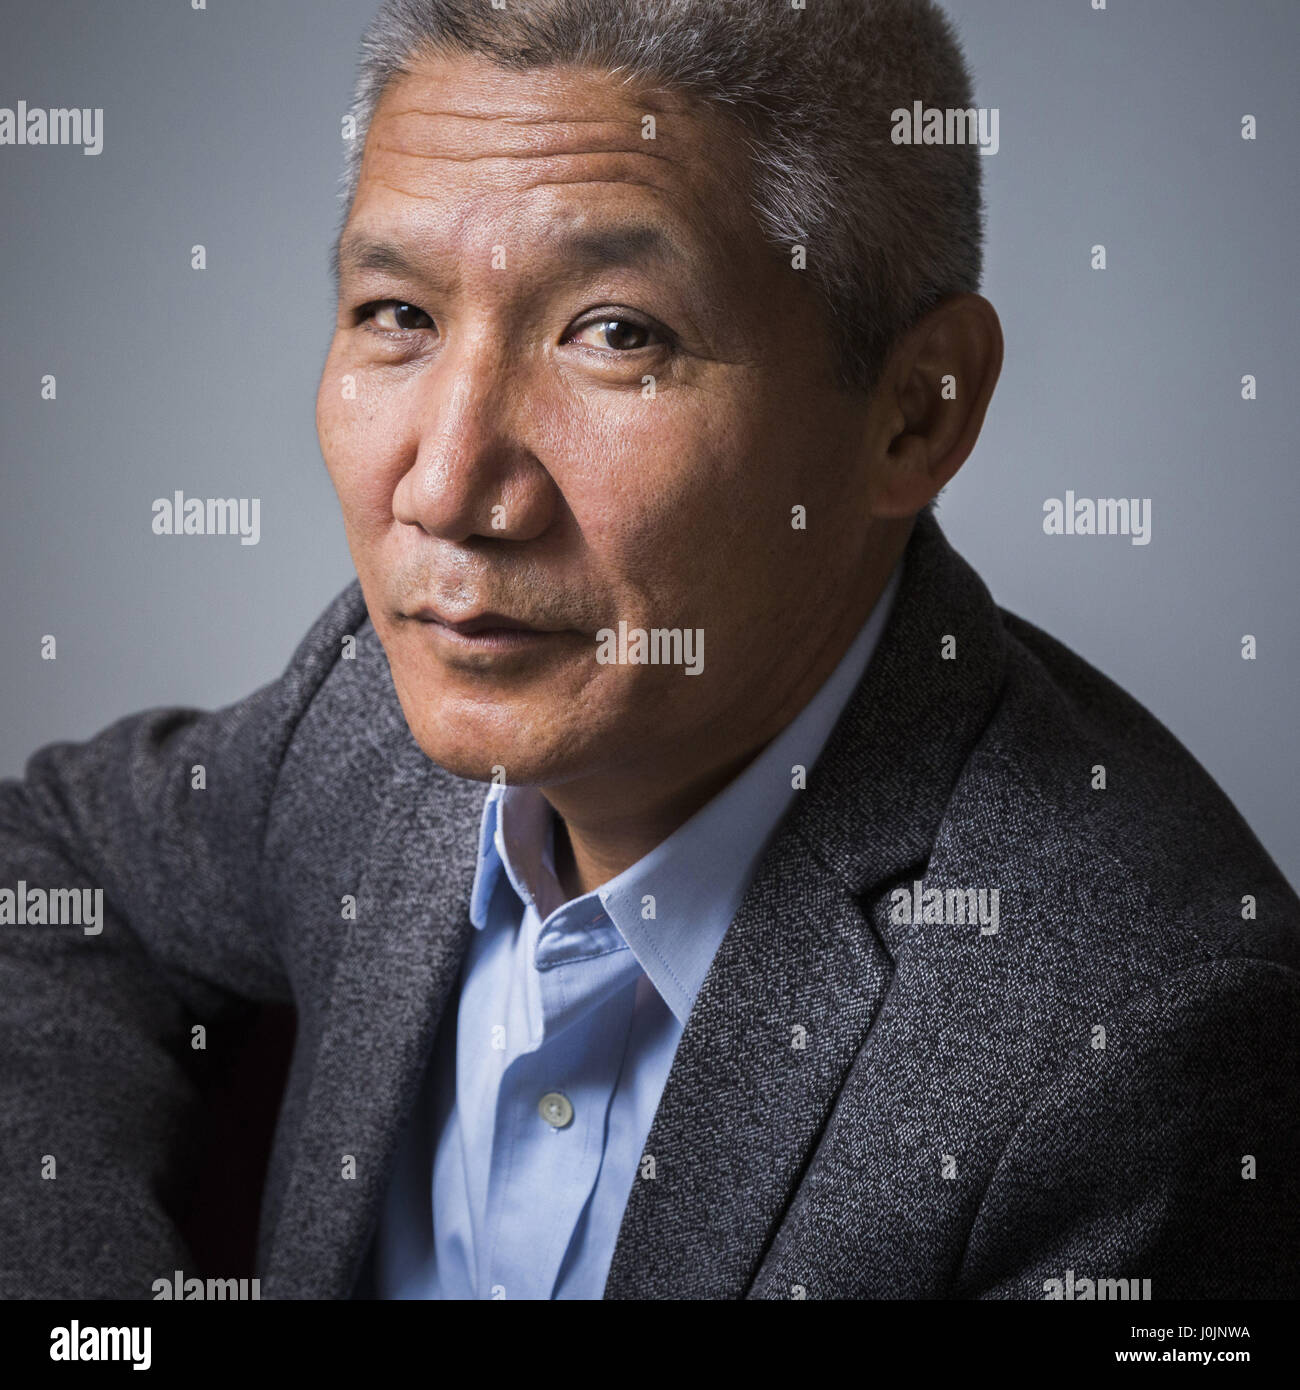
[567,317,662,352]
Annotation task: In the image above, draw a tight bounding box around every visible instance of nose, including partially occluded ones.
[391,331,559,544]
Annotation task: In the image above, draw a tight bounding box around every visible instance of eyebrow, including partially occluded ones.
[332,223,690,291]
[332,234,421,287]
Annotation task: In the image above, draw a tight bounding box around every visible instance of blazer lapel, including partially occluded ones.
[603,513,1009,1297]
[603,830,893,1299]
[262,739,483,1299]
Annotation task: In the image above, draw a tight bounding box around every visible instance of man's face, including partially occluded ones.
[318,51,886,791]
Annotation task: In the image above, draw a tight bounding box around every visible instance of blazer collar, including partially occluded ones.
[784,509,1008,901]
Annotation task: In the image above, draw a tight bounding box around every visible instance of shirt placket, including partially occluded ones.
[478,897,641,1299]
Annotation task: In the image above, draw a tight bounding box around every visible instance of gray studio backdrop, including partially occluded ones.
[2,1,1296,887]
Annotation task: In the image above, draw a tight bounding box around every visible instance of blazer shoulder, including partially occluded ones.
[930,604,1300,979]
[223,577,376,805]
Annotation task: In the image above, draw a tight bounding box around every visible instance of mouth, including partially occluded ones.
[406,606,576,654]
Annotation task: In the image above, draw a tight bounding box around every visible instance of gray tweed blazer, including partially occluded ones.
[2,512,1296,1300]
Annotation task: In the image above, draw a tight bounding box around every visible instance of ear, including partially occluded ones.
[863,293,1003,519]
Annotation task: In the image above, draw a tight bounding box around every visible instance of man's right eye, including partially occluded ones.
[357,300,435,332]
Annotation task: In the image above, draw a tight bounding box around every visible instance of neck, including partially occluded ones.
[549,742,765,901]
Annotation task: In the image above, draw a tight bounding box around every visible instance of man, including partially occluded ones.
[1,0,1295,1301]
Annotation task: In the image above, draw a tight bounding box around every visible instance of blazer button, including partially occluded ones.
[538,1091,574,1129]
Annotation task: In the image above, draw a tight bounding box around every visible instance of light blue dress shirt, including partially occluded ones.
[368,564,901,1299]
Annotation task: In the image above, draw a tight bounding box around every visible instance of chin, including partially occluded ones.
[409,729,578,787]
[392,686,571,788]
[411,738,505,783]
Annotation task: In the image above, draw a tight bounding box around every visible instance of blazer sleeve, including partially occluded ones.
[953,956,1300,1300]
[0,581,366,1298]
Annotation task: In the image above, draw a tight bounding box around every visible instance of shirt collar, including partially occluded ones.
[467,563,901,1025]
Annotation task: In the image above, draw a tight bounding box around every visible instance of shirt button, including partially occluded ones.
[538,1091,574,1129]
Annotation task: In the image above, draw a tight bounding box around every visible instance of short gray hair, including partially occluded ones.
[340,0,984,399]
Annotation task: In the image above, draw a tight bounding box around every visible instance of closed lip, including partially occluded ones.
[409,607,557,635]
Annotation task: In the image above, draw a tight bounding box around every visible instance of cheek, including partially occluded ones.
[541,382,774,610]
[317,355,407,535]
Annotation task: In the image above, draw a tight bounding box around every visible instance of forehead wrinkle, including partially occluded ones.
[366,139,673,166]
[357,171,670,204]
[367,98,693,168]
[379,103,631,126]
